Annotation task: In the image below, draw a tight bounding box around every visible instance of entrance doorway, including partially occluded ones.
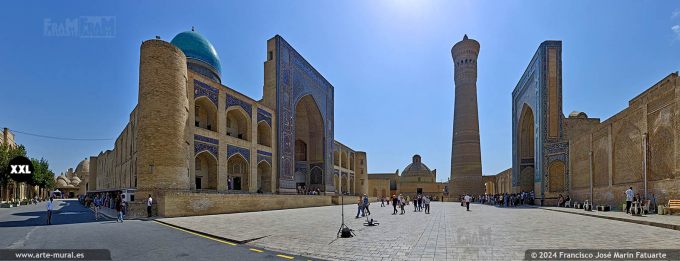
[195,177,202,189]
[518,104,535,192]
[233,177,242,191]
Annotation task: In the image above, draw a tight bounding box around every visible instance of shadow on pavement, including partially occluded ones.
[0,201,112,227]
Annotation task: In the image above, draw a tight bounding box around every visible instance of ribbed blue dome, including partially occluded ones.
[170,30,221,74]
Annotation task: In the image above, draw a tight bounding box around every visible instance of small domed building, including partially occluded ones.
[367,154,448,200]
[54,158,90,198]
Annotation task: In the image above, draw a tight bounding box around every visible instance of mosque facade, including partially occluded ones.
[485,40,680,208]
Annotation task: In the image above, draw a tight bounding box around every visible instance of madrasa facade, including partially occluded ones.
[87,29,368,217]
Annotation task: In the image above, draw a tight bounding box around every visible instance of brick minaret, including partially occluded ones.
[450,34,483,198]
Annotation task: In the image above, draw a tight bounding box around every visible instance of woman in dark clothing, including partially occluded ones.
[115,195,123,223]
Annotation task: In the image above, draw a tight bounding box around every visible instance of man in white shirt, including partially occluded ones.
[46,197,54,225]
[464,194,472,211]
[147,194,153,218]
[423,196,431,214]
[625,187,634,214]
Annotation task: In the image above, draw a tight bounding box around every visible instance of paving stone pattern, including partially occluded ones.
[160,202,680,260]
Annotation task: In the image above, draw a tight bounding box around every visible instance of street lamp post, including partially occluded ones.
[589,151,593,206]
[643,133,648,200]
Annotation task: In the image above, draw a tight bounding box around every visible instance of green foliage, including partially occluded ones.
[31,158,54,189]
[0,143,27,185]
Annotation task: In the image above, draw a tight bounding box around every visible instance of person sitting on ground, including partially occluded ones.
[557,194,564,207]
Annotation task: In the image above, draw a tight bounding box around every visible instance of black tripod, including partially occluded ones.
[336,195,354,238]
[363,209,379,226]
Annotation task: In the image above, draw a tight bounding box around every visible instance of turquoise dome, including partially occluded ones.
[170,30,222,74]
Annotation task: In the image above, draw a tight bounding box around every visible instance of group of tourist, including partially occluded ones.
[296,185,321,195]
[79,192,154,222]
[378,194,432,215]
[556,194,572,207]
[624,187,657,215]
[87,194,127,222]
[554,187,658,215]
[356,194,371,218]
[474,191,535,207]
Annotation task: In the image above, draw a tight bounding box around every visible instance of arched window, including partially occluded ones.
[257,121,272,147]
[226,108,250,141]
[194,97,217,132]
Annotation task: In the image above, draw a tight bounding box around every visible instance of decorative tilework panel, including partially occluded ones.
[227,94,252,117]
[257,108,272,126]
[194,79,219,106]
[257,150,272,156]
[275,36,335,191]
[227,144,250,162]
[194,134,219,145]
[257,150,272,165]
[194,142,218,158]
[257,154,272,165]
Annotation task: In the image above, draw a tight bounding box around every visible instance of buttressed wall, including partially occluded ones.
[566,73,680,207]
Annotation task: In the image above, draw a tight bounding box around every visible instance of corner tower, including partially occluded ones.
[450,34,483,198]
[136,39,190,197]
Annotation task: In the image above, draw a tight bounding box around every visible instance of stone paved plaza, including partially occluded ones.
[159,202,680,260]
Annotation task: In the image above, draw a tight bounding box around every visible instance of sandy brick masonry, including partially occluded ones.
[159,202,680,261]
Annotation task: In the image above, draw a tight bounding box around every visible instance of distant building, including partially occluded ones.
[54,158,89,198]
[1,128,15,148]
[1,128,40,203]
[368,155,448,201]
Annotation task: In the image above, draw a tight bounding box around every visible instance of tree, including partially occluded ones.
[31,158,55,198]
[0,143,27,201]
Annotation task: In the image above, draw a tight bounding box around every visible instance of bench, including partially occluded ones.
[668,200,680,215]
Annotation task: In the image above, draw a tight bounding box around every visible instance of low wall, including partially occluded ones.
[158,192,334,217]
[127,201,157,218]
[569,179,680,210]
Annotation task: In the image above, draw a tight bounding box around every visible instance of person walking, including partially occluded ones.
[121,194,127,218]
[392,195,398,215]
[399,194,406,215]
[356,196,364,218]
[423,195,431,214]
[625,187,634,214]
[363,194,371,216]
[380,197,385,207]
[413,197,418,212]
[464,194,471,211]
[46,197,54,225]
[94,195,101,221]
[115,195,123,223]
[146,194,153,218]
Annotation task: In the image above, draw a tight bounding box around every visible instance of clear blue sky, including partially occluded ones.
[1,1,679,181]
